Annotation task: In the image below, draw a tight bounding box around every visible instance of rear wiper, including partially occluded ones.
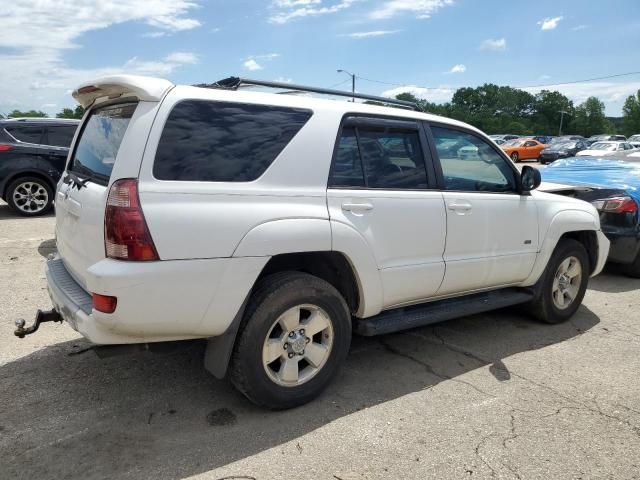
[64,171,90,190]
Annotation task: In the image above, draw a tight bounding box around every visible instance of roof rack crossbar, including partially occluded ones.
[194,77,420,111]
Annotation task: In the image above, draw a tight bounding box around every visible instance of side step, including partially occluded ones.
[354,288,534,336]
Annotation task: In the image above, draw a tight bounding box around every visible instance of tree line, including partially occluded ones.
[2,86,640,137]
[393,85,640,137]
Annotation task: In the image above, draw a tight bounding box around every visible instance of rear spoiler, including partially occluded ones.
[72,75,175,108]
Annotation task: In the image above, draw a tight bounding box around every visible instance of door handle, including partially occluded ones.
[342,202,373,212]
[447,201,472,212]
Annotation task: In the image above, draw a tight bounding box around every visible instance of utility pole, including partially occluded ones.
[337,69,355,102]
[558,110,568,136]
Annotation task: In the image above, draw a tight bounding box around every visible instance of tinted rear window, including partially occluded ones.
[153,100,312,182]
[5,125,44,144]
[46,125,77,147]
[69,103,136,182]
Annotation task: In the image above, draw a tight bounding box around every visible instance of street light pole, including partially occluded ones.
[337,69,355,102]
[558,110,568,137]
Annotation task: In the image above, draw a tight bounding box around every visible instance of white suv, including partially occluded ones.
[17,75,609,409]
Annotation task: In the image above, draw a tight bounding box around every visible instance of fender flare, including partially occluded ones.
[523,209,600,285]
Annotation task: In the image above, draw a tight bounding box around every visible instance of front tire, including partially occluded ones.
[528,239,590,324]
[511,152,519,163]
[6,176,53,216]
[229,272,352,409]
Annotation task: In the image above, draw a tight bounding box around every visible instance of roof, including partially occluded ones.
[0,117,80,124]
[71,74,483,136]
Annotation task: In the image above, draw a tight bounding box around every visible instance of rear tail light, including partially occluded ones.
[0,144,12,151]
[105,178,159,261]
[92,293,117,313]
[591,196,638,213]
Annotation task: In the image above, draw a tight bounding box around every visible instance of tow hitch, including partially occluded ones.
[14,309,63,338]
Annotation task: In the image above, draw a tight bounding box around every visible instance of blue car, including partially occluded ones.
[540,156,640,277]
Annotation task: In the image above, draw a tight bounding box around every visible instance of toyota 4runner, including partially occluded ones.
[16,75,610,409]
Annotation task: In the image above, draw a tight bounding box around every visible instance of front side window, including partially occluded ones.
[154,100,312,182]
[431,126,517,193]
[329,121,428,189]
[5,125,43,144]
[69,102,137,181]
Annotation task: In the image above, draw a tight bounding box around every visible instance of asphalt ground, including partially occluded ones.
[1,183,639,479]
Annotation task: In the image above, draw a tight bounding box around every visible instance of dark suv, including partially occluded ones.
[0,118,79,216]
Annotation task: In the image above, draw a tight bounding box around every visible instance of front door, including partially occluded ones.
[428,124,539,296]
[327,117,446,308]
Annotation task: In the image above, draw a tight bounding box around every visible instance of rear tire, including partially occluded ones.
[6,176,53,217]
[229,272,351,409]
[511,152,519,163]
[528,239,590,324]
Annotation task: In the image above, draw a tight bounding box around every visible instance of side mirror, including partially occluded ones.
[521,165,541,192]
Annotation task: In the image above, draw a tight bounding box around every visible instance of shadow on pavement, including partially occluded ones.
[587,267,640,293]
[0,203,54,221]
[0,306,599,480]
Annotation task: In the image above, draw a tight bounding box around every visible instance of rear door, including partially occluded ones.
[42,124,78,172]
[426,123,539,295]
[327,116,446,308]
[55,103,138,287]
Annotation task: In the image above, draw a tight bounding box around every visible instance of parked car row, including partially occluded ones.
[0,117,80,216]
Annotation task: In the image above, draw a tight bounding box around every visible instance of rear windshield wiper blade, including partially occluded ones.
[64,171,90,190]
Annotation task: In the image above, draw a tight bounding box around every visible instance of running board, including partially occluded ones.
[354,288,534,336]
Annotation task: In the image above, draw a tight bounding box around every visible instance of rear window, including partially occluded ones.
[46,125,77,147]
[153,100,312,182]
[69,103,136,182]
[5,125,44,144]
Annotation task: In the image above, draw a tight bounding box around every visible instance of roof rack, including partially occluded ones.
[194,77,421,111]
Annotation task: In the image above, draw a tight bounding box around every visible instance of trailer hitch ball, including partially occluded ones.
[14,319,27,338]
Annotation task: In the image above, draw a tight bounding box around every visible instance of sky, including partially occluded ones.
[1,0,639,117]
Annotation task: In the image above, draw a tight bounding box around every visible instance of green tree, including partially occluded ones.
[7,109,48,118]
[622,90,640,136]
[532,90,574,135]
[56,105,85,119]
[570,97,609,137]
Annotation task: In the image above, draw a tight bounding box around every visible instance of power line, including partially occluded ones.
[352,70,640,93]
[515,71,640,89]
[326,79,351,89]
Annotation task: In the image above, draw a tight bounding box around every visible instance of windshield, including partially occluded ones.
[551,142,575,150]
[503,139,524,147]
[69,102,137,183]
[590,142,617,151]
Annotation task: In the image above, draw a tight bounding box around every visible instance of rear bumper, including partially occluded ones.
[46,255,268,344]
[602,227,640,264]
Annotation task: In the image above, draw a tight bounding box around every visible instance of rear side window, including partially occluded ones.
[69,103,137,182]
[46,125,77,147]
[5,125,44,144]
[329,122,428,189]
[153,100,313,182]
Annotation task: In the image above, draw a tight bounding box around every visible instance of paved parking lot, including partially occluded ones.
[1,194,640,480]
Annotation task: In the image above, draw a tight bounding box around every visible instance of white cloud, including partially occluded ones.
[370,0,453,19]
[345,30,400,38]
[0,0,201,114]
[164,52,198,64]
[480,38,506,50]
[572,24,588,31]
[538,16,563,30]
[448,64,466,74]
[243,59,263,71]
[382,85,455,104]
[539,74,551,80]
[269,0,356,23]
[250,53,281,60]
[141,31,168,38]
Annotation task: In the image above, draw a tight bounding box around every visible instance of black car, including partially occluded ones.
[539,139,589,164]
[0,118,79,216]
